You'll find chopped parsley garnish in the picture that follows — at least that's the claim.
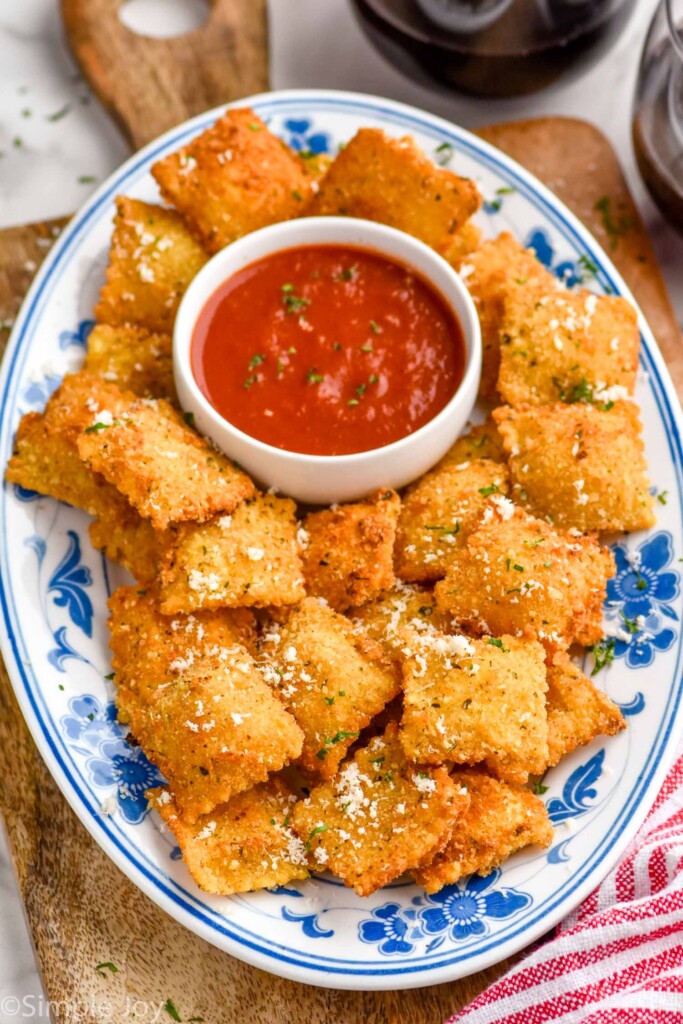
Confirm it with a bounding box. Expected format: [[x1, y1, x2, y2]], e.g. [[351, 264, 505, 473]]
[[589, 637, 616, 675], [243, 374, 259, 390], [347, 398, 359, 407], [658, 490, 669, 505], [435, 141, 454, 166], [478, 483, 500, 498], [78, 175, 97, 184], [369, 320, 381, 334], [621, 611, 640, 635], [513, 563, 524, 572], [249, 122, 262, 131], [635, 576, 648, 591], [183, 411, 195, 427], [315, 730, 359, 759], [418, 605, 433, 616], [425, 523, 459, 536], [248, 353, 265, 370], [104, 672, 115, 680], [533, 783, 549, 795], [306, 824, 329, 849], [322, 695, 335, 706], [368, 374, 379, 384], [578, 254, 599, 279], [281, 283, 310, 314], [292, 189, 303, 201], [47, 103, 71, 122], [496, 186, 516, 196], [307, 368, 324, 384], [487, 637, 508, 651], [595, 195, 632, 249], [360, 342, 373, 353], [164, 998, 182, 1022], [356, 383, 367, 399], [94, 962, 119, 978], [336, 264, 357, 281], [84, 420, 119, 433], [487, 198, 502, 212], [553, 376, 594, 404], [370, 755, 385, 765]]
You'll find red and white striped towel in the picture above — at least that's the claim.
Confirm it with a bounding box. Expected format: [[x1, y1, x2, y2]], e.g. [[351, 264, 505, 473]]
[[448, 742, 683, 1023]]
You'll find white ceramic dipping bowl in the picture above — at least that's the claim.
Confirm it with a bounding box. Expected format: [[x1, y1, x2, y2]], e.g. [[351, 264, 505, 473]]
[[174, 216, 481, 505]]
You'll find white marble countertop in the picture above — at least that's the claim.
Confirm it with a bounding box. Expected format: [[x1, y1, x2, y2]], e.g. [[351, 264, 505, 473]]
[[1, 0, 682, 1016]]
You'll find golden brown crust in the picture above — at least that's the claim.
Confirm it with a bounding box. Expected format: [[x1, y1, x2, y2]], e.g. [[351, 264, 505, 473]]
[[434, 502, 615, 650], [455, 232, 555, 401], [152, 109, 314, 253], [301, 488, 400, 611], [84, 323, 176, 403], [74, 375, 254, 529], [261, 597, 401, 779], [158, 495, 305, 614], [399, 630, 549, 783], [435, 417, 507, 469], [497, 281, 640, 407], [494, 401, 656, 533], [351, 582, 455, 662], [414, 769, 553, 892], [395, 459, 510, 582], [291, 723, 470, 896], [94, 197, 208, 333], [126, 646, 303, 824], [148, 778, 310, 895], [305, 128, 481, 253], [545, 651, 625, 768]]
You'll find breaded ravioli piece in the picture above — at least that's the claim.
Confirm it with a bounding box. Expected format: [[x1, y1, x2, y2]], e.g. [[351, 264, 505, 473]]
[[108, 586, 256, 719], [291, 724, 469, 896], [152, 109, 315, 254], [399, 630, 549, 783], [414, 769, 553, 893], [95, 197, 208, 333], [436, 417, 506, 470], [442, 219, 482, 265], [262, 597, 401, 779], [545, 651, 625, 768], [89, 490, 163, 585], [456, 232, 556, 401], [301, 488, 400, 611], [84, 324, 175, 402], [148, 778, 309, 895], [126, 648, 304, 823], [497, 281, 640, 407], [306, 129, 480, 254], [493, 401, 656, 533], [395, 459, 510, 582], [158, 495, 305, 614], [352, 581, 455, 661], [75, 375, 254, 529], [434, 501, 614, 649]]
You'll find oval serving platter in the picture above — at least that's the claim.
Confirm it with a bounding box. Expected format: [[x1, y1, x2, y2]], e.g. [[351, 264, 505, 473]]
[[1, 90, 682, 991]]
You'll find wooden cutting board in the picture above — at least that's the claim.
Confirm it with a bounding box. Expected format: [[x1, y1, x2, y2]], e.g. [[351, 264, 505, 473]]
[[1, 5, 682, 1022]]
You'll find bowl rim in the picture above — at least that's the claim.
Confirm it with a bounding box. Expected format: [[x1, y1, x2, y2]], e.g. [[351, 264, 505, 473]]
[[173, 214, 482, 466]]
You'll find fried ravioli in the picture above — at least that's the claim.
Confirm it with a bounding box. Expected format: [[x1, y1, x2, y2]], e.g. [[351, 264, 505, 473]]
[[494, 401, 656, 532], [414, 769, 553, 892], [399, 630, 549, 783], [75, 376, 254, 529], [291, 724, 469, 896], [497, 282, 640, 407], [152, 109, 315, 253], [261, 597, 400, 779], [545, 651, 625, 768], [158, 495, 305, 613], [148, 778, 309, 894], [436, 417, 507, 469], [127, 647, 304, 823], [84, 323, 175, 402], [395, 459, 510, 582], [456, 232, 556, 400], [434, 501, 614, 649], [301, 488, 400, 611], [95, 197, 208, 333], [306, 128, 481, 254]]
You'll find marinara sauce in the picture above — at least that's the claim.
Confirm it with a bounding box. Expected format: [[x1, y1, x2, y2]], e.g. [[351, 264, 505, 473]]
[[191, 244, 465, 456]]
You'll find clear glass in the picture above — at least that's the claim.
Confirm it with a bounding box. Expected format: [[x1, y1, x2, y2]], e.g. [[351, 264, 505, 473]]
[[633, 0, 683, 233]]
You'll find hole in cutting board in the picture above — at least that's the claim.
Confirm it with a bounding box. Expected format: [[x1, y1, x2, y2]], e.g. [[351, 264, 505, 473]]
[[119, 0, 210, 38]]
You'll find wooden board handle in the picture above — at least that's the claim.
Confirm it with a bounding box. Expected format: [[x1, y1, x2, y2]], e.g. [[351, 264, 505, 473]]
[[61, 0, 269, 150]]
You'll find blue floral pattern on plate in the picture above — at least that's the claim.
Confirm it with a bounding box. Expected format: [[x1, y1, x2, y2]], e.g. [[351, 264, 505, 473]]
[[280, 118, 331, 155], [419, 872, 531, 944], [60, 694, 164, 823]]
